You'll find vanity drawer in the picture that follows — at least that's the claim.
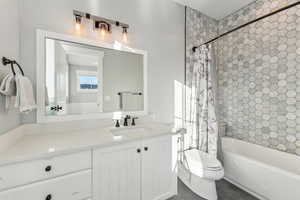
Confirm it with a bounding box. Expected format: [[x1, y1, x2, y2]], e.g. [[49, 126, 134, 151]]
[[0, 170, 92, 200], [0, 150, 91, 191]]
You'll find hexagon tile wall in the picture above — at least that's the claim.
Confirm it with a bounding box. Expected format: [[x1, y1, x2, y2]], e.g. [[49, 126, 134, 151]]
[[186, 0, 300, 156], [185, 7, 218, 90]]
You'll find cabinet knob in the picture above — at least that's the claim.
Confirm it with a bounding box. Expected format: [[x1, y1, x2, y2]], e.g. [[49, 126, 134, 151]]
[[46, 194, 52, 200], [137, 149, 141, 153], [144, 147, 148, 151], [45, 165, 52, 172]]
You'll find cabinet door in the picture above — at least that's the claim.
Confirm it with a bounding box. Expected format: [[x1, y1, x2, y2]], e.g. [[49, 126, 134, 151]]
[[93, 142, 141, 200], [142, 135, 177, 200]]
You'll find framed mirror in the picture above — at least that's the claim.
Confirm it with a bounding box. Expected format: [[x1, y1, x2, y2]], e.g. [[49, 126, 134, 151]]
[[36, 30, 148, 123]]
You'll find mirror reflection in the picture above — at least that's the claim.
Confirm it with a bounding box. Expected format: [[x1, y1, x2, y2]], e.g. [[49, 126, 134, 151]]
[[45, 39, 144, 116]]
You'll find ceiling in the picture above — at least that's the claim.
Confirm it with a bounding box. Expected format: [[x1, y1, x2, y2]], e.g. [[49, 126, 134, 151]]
[[173, 0, 256, 20]]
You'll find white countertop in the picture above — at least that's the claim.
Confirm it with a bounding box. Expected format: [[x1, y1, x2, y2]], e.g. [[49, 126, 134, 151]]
[[0, 120, 176, 167]]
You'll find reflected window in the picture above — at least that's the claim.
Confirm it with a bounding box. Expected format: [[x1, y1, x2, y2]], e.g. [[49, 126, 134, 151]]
[[76, 70, 98, 93], [79, 76, 98, 89]]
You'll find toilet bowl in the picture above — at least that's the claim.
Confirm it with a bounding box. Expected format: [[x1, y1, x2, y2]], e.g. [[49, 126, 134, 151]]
[[178, 149, 224, 200]]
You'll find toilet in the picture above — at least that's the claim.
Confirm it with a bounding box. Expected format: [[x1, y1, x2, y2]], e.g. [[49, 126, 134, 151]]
[[178, 149, 224, 200]]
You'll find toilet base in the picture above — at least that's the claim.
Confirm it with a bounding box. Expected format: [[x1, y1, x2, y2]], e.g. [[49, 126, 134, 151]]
[[178, 163, 218, 200]]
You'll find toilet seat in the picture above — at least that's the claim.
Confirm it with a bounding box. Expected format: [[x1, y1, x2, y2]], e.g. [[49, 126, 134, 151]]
[[184, 149, 224, 180]]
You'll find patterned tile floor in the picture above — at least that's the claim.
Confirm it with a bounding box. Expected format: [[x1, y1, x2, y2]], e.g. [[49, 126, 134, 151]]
[[169, 179, 258, 200]]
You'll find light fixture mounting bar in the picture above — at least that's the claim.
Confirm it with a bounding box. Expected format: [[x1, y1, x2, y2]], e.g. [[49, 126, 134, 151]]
[[73, 10, 129, 28]]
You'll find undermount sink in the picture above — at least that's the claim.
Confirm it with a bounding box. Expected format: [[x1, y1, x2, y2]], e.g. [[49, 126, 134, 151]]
[[110, 127, 150, 136]]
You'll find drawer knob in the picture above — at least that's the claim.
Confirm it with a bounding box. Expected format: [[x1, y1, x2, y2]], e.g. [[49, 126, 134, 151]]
[[46, 194, 52, 200], [144, 147, 148, 151], [45, 165, 52, 172], [137, 149, 141, 153]]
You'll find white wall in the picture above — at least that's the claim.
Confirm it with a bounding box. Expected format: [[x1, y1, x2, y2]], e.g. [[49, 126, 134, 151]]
[[0, 0, 20, 135], [19, 0, 185, 124]]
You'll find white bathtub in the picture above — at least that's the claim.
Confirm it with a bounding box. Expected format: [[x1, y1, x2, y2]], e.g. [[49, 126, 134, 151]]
[[222, 137, 300, 200]]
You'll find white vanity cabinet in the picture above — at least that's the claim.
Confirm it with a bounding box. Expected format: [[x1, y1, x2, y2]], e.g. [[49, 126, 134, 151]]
[[0, 170, 92, 200], [0, 128, 176, 200], [0, 151, 92, 200], [0, 151, 91, 191], [141, 136, 175, 200], [93, 142, 142, 200], [93, 135, 176, 200]]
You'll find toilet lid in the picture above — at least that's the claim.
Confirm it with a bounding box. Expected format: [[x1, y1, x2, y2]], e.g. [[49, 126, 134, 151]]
[[184, 149, 223, 171], [183, 149, 224, 180]]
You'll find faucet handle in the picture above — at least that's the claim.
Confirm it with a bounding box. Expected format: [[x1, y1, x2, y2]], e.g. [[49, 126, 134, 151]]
[[115, 120, 120, 128], [131, 117, 138, 126]]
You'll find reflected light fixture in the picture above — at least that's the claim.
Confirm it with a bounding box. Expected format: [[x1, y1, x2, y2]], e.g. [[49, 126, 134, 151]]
[[122, 27, 128, 43], [74, 14, 82, 31]]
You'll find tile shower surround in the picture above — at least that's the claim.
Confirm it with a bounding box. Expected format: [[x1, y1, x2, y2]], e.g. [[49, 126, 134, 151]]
[[186, 0, 300, 155], [185, 8, 218, 90]]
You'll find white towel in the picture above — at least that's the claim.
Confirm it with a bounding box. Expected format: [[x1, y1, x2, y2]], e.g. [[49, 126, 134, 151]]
[[14, 74, 36, 113], [0, 73, 16, 96], [0, 68, 9, 83], [0, 73, 16, 109]]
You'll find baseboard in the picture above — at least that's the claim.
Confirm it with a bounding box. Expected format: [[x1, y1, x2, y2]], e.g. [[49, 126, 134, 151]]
[[224, 176, 268, 200]]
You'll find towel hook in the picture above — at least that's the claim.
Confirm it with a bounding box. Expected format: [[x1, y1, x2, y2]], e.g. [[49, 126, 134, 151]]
[[2, 57, 24, 76]]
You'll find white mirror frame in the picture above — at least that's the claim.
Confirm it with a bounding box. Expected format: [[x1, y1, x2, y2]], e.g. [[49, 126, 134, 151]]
[[36, 30, 148, 123]]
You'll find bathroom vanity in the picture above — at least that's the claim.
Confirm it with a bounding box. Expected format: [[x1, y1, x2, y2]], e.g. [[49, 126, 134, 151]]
[[0, 30, 177, 200], [0, 122, 178, 200]]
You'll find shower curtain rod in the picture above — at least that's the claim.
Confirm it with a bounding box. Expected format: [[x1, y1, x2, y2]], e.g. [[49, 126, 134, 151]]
[[192, 1, 300, 52]]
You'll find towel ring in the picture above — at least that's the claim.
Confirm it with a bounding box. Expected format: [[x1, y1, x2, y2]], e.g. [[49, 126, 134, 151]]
[[2, 57, 24, 76]]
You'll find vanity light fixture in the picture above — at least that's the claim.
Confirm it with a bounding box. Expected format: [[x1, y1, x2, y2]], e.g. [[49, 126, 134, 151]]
[[95, 21, 111, 37], [73, 10, 130, 42]]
